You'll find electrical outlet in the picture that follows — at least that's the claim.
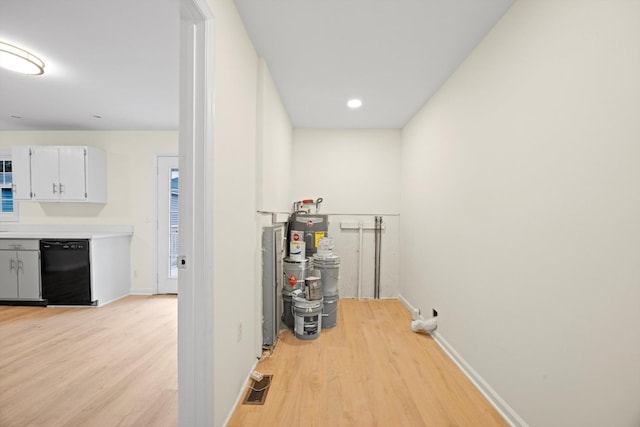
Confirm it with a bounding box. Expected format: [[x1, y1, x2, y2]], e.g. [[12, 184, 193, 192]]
[[237, 322, 243, 342], [432, 308, 438, 317]]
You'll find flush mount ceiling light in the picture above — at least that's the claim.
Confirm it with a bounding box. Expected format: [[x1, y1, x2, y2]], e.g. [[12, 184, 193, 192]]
[[0, 41, 45, 75], [347, 99, 362, 109]]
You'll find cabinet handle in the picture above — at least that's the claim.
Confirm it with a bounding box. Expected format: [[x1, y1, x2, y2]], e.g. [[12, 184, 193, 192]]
[[9, 259, 16, 272], [17, 260, 24, 272], [59, 183, 64, 194], [52, 183, 57, 194]]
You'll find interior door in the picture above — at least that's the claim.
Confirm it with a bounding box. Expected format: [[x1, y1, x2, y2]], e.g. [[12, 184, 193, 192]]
[[157, 155, 179, 294]]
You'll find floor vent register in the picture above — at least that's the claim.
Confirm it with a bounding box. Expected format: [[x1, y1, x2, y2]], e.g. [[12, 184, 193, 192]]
[[242, 375, 272, 405]]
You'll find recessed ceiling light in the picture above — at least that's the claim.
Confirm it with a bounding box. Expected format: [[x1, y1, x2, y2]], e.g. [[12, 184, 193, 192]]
[[0, 41, 45, 75], [347, 99, 362, 109]]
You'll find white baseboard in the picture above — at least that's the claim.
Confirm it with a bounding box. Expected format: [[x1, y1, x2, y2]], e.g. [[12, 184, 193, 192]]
[[431, 331, 527, 427], [223, 359, 259, 427], [398, 293, 527, 427], [97, 293, 130, 307], [129, 288, 154, 295], [398, 293, 423, 320]]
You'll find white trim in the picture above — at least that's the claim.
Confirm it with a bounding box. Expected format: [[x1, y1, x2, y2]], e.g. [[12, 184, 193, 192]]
[[398, 293, 527, 427], [430, 332, 528, 427], [223, 359, 259, 426], [96, 293, 131, 307], [130, 288, 154, 296], [178, 0, 215, 426], [153, 154, 159, 295], [398, 293, 418, 317]]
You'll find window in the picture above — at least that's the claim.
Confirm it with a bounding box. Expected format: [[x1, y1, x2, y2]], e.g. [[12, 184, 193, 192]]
[[170, 168, 179, 278], [0, 155, 19, 221]]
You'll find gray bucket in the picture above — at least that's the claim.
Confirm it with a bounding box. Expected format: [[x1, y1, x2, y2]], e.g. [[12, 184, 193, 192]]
[[322, 294, 339, 328], [313, 255, 340, 297], [283, 258, 309, 293], [293, 295, 323, 340], [282, 294, 294, 330]]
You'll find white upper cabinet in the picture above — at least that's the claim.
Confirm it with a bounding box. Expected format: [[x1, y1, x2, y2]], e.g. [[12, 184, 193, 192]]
[[31, 147, 64, 201], [11, 146, 32, 200], [12, 146, 107, 203]]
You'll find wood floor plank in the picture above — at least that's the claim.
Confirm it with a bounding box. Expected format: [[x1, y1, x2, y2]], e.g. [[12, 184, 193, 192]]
[[2, 295, 507, 427], [228, 298, 507, 427], [0, 296, 177, 427]]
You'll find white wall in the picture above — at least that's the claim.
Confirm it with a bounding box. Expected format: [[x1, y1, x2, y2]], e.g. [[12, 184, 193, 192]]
[[0, 130, 177, 293], [256, 59, 293, 214], [292, 129, 401, 298], [254, 59, 293, 353], [292, 129, 401, 214], [401, 1, 640, 426], [206, 0, 263, 425]]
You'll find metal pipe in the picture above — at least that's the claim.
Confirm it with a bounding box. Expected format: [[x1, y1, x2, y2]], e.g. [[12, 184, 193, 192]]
[[358, 221, 363, 300], [373, 216, 383, 299], [374, 216, 379, 299], [377, 216, 383, 298]]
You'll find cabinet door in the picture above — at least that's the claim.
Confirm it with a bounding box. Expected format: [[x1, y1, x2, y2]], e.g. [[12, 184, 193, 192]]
[[31, 147, 60, 200], [58, 147, 86, 200], [17, 251, 41, 299], [11, 146, 32, 200], [0, 251, 19, 299]]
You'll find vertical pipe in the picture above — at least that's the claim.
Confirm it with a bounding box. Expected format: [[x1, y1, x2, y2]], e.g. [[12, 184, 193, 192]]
[[358, 221, 363, 300], [374, 216, 379, 299], [374, 216, 382, 299], [376, 216, 383, 298]]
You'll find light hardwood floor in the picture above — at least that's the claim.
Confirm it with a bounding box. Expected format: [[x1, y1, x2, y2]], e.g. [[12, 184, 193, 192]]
[[0, 295, 177, 427], [1, 296, 507, 427], [228, 299, 507, 427]]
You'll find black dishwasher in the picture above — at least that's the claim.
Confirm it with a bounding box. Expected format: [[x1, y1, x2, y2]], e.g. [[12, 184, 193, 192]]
[[40, 240, 95, 306]]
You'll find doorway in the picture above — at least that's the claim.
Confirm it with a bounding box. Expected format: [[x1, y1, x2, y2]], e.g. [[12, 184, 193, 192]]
[[157, 155, 179, 294]]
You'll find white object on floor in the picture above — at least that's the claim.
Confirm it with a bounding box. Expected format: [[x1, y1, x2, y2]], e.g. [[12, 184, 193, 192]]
[[411, 318, 438, 333], [250, 371, 264, 382]]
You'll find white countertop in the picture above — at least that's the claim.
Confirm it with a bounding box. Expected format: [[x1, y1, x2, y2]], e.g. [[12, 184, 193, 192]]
[[0, 225, 133, 240], [0, 231, 131, 239]]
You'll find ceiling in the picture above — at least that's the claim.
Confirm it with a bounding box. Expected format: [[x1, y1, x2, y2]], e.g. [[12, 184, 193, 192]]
[[0, 0, 514, 131], [0, 0, 180, 131], [235, 0, 514, 128]]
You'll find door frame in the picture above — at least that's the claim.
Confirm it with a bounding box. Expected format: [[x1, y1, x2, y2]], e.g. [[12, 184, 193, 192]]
[[178, 0, 215, 425], [155, 154, 179, 294]]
